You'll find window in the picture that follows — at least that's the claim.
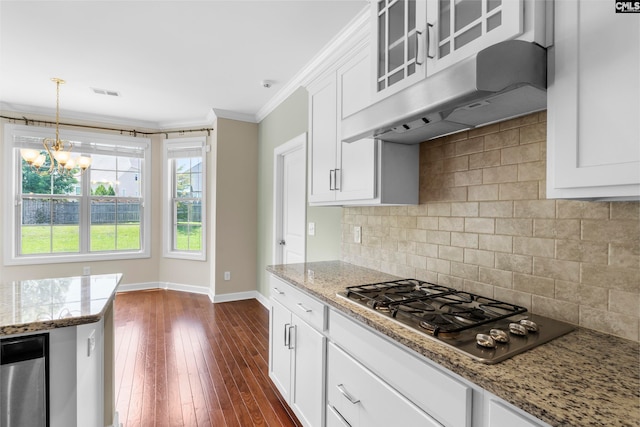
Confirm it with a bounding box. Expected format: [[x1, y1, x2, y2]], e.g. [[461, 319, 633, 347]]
[[163, 137, 207, 260], [3, 124, 151, 265]]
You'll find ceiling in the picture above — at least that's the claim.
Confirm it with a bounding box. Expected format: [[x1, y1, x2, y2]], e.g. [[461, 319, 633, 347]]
[[0, 0, 367, 129]]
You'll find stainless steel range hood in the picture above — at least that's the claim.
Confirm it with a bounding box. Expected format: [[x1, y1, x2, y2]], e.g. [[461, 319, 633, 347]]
[[341, 40, 547, 144]]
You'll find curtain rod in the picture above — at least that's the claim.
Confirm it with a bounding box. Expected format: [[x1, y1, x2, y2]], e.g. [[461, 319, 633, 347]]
[[0, 114, 214, 137]]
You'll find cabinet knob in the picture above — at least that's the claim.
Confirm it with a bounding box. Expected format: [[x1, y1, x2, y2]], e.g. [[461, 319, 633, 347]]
[[278, 240, 286, 246]]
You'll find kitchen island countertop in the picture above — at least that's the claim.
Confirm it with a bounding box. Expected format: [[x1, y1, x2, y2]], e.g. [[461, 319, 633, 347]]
[[267, 261, 639, 427], [0, 273, 122, 336]]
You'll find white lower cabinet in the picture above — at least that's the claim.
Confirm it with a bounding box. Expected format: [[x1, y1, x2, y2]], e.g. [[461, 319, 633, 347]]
[[486, 396, 546, 427], [327, 342, 441, 427], [269, 277, 326, 427]]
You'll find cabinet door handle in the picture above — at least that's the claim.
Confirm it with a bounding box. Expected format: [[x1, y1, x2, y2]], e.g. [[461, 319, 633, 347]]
[[273, 287, 284, 295], [334, 168, 340, 191], [287, 325, 296, 350], [283, 323, 290, 347], [331, 405, 353, 427], [337, 384, 360, 404], [415, 29, 424, 65], [297, 302, 312, 313], [329, 169, 336, 191], [426, 23, 434, 59]]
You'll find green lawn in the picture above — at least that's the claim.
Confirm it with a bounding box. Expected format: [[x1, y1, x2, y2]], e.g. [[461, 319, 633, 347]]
[[21, 223, 201, 254]]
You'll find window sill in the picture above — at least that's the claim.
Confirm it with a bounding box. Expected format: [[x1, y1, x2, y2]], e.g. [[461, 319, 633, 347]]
[[4, 250, 151, 266]]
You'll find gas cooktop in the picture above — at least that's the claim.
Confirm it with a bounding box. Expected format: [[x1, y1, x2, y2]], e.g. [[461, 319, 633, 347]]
[[337, 279, 575, 364]]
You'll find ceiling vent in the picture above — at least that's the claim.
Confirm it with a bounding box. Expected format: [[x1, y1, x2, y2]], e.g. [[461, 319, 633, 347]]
[[91, 87, 120, 97]]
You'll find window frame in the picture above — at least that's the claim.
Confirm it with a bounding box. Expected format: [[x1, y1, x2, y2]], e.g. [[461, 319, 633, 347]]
[[3, 123, 152, 265], [162, 137, 208, 261]]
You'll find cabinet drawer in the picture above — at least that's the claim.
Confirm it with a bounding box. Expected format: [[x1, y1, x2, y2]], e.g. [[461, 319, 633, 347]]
[[329, 309, 471, 427], [488, 399, 545, 427], [327, 343, 441, 427], [269, 275, 326, 332]]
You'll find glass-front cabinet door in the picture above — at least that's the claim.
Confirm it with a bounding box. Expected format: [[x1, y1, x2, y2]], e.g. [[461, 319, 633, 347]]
[[427, 0, 524, 75], [373, 0, 428, 100]]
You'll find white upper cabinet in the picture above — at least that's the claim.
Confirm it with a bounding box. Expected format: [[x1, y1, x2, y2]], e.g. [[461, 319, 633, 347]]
[[372, 0, 548, 100], [373, 0, 428, 99], [547, 0, 640, 200], [426, 0, 523, 75]]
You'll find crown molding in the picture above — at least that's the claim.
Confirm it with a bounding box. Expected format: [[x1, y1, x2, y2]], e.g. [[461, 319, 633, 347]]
[[210, 108, 257, 124], [255, 5, 370, 123]]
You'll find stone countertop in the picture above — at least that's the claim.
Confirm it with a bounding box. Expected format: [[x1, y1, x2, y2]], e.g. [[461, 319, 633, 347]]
[[0, 273, 122, 336], [267, 261, 640, 427]]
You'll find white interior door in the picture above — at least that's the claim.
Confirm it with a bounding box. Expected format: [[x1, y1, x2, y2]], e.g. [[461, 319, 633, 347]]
[[274, 134, 307, 264]]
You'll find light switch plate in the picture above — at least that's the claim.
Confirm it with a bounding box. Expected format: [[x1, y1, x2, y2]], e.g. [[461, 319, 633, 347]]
[[354, 226, 361, 243], [308, 222, 315, 236]]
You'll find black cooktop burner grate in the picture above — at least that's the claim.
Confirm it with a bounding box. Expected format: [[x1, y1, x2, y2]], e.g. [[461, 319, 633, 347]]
[[344, 279, 527, 336]]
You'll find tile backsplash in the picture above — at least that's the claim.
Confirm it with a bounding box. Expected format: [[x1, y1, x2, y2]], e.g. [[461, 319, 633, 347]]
[[342, 112, 640, 342]]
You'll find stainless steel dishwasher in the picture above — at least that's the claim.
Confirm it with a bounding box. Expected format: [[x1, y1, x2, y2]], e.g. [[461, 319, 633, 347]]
[[0, 334, 48, 427]]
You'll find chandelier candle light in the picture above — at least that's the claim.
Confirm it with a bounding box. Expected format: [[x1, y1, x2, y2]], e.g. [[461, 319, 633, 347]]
[[20, 78, 92, 175]]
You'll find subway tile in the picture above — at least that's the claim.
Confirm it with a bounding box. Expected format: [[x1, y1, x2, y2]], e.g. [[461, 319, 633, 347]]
[[439, 217, 465, 232], [532, 295, 579, 324], [582, 220, 640, 243], [495, 253, 533, 274], [464, 248, 496, 267], [427, 257, 451, 275], [451, 202, 479, 217], [479, 267, 513, 289], [513, 236, 555, 258], [493, 288, 532, 310], [609, 243, 640, 269], [465, 217, 495, 234], [513, 273, 554, 298], [406, 228, 428, 243], [437, 187, 469, 202], [469, 150, 501, 170], [579, 307, 639, 341], [514, 200, 556, 219], [397, 240, 416, 254], [362, 235, 382, 248], [555, 280, 608, 310], [479, 201, 513, 218], [555, 240, 608, 264], [367, 216, 382, 226], [415, 268, 438, 283], [451, 232, 479, 249], [482, 165, 518, 184], [479, 234, 513, 253], [381, 215, 399, 227], [427, 203, 452, 217], [501, 142, 541, 165], [463, 280, 495, 298], [610, 201, 640, 220], [438, 245, 464, 262], [609, 290, 640, 317], [556, 200, 610, 219], [468, 184, 499, 201], [417, 216, 439, 230], [407, 204, 429, 216], [389, 206, 408, 216], [455, 169, 483, 186], [389, 227, 407, 241], [407, 254, 427, 269], [451, 262, 479, 281], [518, 160, 546, 181], [441, 130, 470, 145], [443, 156, 469, 173], [422, 143, 447, 161], [533, 257, 580, 282], [484, 129, 519, 150], [581, 264, 640, 292], [499, 181, 539, 200], [496, 218, 533, 237], [426, 230, 451, 245], [455, 136, 484, 156], [533, 219, 581, 239], [537, 111, 547, 122], [381, 239, 398, 252], [397, 215, 417, 229], [416, 242, 439, 258], [437, 274, 464, 289], [519, 122, 546, 144]]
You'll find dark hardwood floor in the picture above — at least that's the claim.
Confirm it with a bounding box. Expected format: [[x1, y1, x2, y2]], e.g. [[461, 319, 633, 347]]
[[114, 289, 302, 427]]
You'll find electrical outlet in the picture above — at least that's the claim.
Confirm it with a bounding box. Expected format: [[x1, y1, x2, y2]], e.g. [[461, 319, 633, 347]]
[[308, 222, 316, 236], [224, 271, 231, 281], [354, 226, 362, 244], [83, 266, 91, 276], [87, 329, 96, 357]]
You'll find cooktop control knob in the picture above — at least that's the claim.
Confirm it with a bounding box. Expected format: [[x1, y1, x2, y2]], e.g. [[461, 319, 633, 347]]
[[509, 322, 528, 336], [476, 333, 496, 348], [520, 319, 538, 332], [490, 328, 510, 343]]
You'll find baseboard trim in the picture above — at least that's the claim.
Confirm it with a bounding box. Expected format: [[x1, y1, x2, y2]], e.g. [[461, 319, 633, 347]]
[[117, 282, 269, 307]]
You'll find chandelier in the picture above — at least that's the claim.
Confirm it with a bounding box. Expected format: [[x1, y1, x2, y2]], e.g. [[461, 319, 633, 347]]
[[20, 78, 92, 175]]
